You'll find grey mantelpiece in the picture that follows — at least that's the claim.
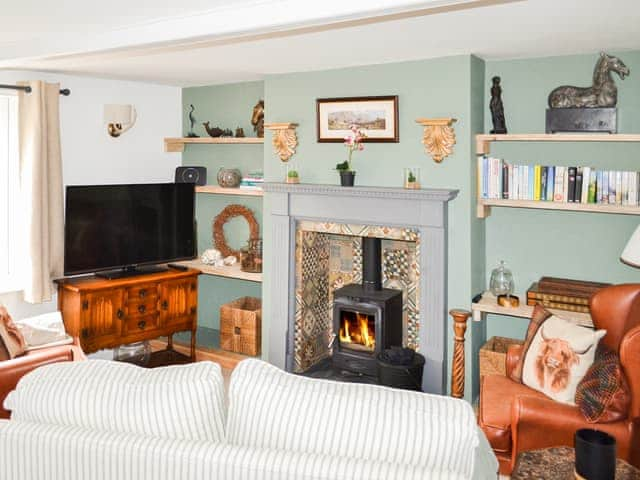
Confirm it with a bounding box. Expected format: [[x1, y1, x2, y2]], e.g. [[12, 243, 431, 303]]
[[262, 182, 458, 394]]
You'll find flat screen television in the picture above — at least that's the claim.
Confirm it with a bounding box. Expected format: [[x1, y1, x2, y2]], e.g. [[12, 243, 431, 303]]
[[64, 183, 196, 278]]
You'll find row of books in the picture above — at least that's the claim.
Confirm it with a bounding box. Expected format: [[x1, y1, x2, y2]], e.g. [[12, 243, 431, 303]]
[[526, 277, 611, 314], [240, 171, 264, 190], [478, 156, 640, 206]]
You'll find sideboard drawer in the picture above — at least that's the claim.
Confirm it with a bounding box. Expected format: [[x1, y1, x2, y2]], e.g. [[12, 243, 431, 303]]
[[124, 314, 160, 334], [128, 284, 158, 302], [127, 299, 158, 318]]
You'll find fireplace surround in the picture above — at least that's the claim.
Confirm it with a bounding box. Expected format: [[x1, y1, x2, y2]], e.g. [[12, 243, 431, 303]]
[[263, 183, 458, 394]]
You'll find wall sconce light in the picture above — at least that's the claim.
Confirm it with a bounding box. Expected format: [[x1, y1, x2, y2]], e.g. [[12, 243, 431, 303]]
[[104, 104, 136, 137]]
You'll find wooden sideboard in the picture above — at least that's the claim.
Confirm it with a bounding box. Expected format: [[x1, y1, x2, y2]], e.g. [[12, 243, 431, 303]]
[[57, 268, 199, 359]]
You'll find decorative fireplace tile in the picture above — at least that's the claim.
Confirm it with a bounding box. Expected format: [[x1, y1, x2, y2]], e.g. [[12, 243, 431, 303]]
[[294, 230, 331, 371], [294, 221, 421, 372]]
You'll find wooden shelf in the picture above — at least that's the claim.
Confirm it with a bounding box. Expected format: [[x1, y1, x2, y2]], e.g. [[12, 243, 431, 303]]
[[477, 198, 640, 218], [472, 291, 593, 328], [196, 185, 263, 197], [165, 137, 264, 152], [476, 133, 640, 155], [176, 259, 262, 283], [476, 133, 640, 217]]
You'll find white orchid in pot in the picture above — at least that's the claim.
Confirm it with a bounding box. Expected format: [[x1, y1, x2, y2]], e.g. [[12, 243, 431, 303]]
[[336, 125, 367, 186]]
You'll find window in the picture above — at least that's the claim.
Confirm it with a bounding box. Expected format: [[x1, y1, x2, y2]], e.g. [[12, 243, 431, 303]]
[[0, 93, 22, 292]]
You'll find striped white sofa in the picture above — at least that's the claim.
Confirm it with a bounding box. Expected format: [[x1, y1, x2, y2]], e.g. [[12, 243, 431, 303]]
[[0, 359, 498, 480]]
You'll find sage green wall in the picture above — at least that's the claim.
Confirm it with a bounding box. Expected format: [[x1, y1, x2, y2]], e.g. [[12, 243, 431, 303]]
[[483, 51, 640, 342], [262, 55, 485, 398], [182, 82, 264, 331], [181, 50, 640, 400]]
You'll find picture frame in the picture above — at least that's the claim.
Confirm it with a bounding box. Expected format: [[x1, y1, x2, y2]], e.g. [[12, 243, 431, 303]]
[[316, 95, 399, 143]]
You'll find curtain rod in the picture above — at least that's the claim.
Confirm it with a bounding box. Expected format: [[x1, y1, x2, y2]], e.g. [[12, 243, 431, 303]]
[[0, 84, 71, 96]]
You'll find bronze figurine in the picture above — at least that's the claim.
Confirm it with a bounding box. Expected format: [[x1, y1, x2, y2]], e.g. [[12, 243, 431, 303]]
[[251, 100, 264, 138], [490, 76, 507, 134], [235, 127, 245, 138], [187, 104, 199, 138], [203, 122, 225, 138], [548, 52, 630, 108]]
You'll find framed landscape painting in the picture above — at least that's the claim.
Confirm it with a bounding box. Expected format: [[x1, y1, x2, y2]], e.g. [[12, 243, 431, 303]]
[[316, 95, 399, 143]]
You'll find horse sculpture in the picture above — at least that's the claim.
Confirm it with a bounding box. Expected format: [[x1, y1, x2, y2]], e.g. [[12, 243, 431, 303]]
[[251, 100, 264, 138], [548, 52, 630, 108]]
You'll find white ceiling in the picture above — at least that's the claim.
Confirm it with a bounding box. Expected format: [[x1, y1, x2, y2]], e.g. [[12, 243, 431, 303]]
[[2, 0, 640, 86]]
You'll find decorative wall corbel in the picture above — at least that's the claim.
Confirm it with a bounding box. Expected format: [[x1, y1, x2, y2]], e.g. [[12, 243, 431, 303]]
[[264, 122, 298, 162], [416, 118, 457, 163]]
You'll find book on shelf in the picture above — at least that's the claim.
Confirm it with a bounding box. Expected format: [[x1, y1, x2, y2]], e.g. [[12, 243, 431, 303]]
[[526, 299, 591, 314], [537, 276, 611, 293], [477, 155, 640, 207], [527, 282, 591, 305]]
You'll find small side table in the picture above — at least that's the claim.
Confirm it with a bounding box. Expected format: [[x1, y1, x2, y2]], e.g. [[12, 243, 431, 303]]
[[512, 446, 640, 479]]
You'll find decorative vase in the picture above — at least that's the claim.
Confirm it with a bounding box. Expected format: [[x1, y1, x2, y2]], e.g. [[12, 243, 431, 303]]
[[217, 168, 242, 188], [339, 171, 355, 187], [113, 341, 151, 366]]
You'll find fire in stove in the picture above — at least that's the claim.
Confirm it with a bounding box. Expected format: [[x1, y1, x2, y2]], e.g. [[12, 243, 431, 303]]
[[339, 311, 376, 352]]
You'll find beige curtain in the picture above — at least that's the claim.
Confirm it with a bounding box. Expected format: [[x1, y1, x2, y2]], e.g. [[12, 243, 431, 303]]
[[18, 81, 64, 304]]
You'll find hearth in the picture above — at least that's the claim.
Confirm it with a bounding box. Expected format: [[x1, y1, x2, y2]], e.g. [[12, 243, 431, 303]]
[[332, 237, 403, 377]]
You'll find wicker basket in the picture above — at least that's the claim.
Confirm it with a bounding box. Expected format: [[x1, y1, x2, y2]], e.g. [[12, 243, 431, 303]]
[[220, 297, 261, 356], [479, 336, 523, 378]]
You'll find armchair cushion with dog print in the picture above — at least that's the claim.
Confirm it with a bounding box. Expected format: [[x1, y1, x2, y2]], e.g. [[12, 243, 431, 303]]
[[522, 314, 606, 404]]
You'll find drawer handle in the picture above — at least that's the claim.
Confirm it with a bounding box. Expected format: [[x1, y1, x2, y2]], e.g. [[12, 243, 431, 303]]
[[190, 283, 196, 292], [190, 306, 196, 314], [117, 309, 124, 319], [138, 320, 146, 330], [82, 300, 89, 310], [81, 328, 89, 339], [138, 304, 146, 314], [234, 327, 241, 335], [161, 300, 169, 310], [139, 289, 147, 298]]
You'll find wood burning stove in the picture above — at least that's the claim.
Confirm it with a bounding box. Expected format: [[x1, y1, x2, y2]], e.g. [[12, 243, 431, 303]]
[[332, 237, 403, 377]]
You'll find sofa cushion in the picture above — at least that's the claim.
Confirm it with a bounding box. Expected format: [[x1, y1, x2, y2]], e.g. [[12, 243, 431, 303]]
[[0, 306, 26, 360], [522, 315, 606, 404], [227, 359, 482, 477], [575, 344, 630, 423], [4, 360, 225, 441], [0, 420, 437, 480], [509, 305, 552, 383], [479, 374, 547, 453]]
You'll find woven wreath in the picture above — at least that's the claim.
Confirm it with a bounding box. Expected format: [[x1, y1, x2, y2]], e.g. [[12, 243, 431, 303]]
[[212, 204, 260, 259]]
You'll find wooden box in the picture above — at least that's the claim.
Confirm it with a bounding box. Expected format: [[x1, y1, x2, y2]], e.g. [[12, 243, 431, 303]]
[[220, 297, 261, 356], [479, 336, 523, 378]]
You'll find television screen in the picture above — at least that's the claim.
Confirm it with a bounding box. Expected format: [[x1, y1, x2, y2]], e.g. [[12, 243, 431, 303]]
[[64, 183, 196, 275]]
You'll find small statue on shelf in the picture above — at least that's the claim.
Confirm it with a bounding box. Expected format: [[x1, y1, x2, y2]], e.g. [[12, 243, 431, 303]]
[[203, 122, 226, 138], [490, 76, 507, 134], [235, 127, 245, 138], [187, 104, 199, 138], [251, 100, 264, 138]]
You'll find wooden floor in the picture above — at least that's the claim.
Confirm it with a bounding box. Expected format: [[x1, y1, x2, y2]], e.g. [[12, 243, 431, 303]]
[[149, 338, 249, 382]]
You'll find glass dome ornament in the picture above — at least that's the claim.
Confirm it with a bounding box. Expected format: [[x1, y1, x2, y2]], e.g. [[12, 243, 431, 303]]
[[489, 260, 515, 301]]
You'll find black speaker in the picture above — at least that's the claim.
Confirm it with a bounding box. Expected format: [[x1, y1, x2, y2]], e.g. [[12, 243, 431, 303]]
[[175, 166, 207, 186]]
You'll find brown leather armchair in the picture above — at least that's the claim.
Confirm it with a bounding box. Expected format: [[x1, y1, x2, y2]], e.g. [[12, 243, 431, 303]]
[[0, 338, 85, 419], [478, 284, 640, 475]]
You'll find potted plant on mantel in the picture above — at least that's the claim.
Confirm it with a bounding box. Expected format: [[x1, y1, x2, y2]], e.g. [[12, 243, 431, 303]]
[[286, 169, 300, 184], [336, 125, 367, 187]]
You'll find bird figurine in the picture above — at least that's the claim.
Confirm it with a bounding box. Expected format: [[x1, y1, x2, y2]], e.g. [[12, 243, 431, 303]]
[[187, 104, 199, 138], [203, 122, 225, 138]]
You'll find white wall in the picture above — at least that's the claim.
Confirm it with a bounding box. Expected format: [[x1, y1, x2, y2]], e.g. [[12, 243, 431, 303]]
[[0, 71, 182, 319]]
